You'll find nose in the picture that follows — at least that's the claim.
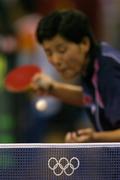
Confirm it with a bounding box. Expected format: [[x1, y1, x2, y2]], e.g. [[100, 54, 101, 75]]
[[50, 53, 62, 66]]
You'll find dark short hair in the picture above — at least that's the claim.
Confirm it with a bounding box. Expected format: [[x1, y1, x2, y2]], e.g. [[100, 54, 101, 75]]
[[36, 9, 95, 45]]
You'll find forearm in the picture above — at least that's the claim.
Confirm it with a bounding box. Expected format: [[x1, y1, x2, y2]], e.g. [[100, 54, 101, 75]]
[[94, 129, 120, 142], [32, 73, 84, 106], [51, 81, 84, 106]]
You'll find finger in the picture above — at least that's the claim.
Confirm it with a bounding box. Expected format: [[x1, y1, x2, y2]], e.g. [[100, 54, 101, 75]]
[[65, 132, 77, 143], [71, 132, 78, 140], [76, 135, 90, 143], [77, 128, 93, 135], [32, 73, 42, 82], [65, 132, 72, 143]]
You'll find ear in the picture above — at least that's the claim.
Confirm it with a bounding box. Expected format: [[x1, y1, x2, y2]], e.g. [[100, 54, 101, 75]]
[[79, 37, 90, 53]]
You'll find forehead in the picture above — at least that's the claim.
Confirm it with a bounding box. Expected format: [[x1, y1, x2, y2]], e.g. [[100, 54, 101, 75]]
[[42, 35, 68, 49]]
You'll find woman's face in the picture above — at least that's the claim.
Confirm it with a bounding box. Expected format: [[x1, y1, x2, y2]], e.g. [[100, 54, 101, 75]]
[[42, 35, 90, 79]]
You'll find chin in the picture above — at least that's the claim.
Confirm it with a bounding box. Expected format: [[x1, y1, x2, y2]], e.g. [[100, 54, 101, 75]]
[[62, 72, 78, 80]]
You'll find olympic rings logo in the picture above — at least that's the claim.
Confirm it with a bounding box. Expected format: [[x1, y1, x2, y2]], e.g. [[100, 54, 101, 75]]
[[48, 157, 80, 176]]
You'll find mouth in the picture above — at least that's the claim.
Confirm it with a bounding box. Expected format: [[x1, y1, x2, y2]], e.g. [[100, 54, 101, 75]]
[[56, 65, 80, 79], [56, 63, 67, 72], [56, 67, 67, 74], [60, 69, 78, 79]]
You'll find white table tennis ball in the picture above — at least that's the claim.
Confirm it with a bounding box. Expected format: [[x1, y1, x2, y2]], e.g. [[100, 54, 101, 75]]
[[35, 99, 48, 111]]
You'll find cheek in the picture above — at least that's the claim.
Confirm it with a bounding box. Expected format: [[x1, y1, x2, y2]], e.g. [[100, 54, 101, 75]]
[[64, 52, 75, 63], [65, 53, 81, 68]]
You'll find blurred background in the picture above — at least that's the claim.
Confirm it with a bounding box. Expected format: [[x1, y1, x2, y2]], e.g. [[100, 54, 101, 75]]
[[0, 0, 120, 143]]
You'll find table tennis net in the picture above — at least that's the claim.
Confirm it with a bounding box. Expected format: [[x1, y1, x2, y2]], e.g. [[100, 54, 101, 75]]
[[0, 143, 120, 180]]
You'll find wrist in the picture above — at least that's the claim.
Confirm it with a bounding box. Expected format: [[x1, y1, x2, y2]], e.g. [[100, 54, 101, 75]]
[[93, 131, 106, 142], [93, 132, 100, 142], [47, 80, 57, 95]]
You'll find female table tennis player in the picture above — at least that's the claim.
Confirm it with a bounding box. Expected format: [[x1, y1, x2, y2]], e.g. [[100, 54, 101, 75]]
[[31, 9, 120, 143]]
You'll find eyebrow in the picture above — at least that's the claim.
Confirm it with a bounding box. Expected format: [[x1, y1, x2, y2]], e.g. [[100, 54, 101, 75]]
[[55, 43, 66, 49], [44, 49, 52, 54], [44, 43, 66, 51]]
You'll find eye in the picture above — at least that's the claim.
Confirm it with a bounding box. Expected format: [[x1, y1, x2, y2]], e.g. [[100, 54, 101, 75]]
[[58, 47, 67, 54], [45, 50, 52, 57]]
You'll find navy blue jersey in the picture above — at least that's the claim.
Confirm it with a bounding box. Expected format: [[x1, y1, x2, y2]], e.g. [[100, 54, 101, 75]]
[[83, 42, 120, 131]]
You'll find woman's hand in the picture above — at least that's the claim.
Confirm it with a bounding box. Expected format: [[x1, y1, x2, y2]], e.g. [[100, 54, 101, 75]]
[[65, 128, 96, 143], [31, 73, 56, 95]]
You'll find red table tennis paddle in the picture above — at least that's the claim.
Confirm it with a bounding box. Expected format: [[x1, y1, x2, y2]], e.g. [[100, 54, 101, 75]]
[[5, 64, 42, 92]]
